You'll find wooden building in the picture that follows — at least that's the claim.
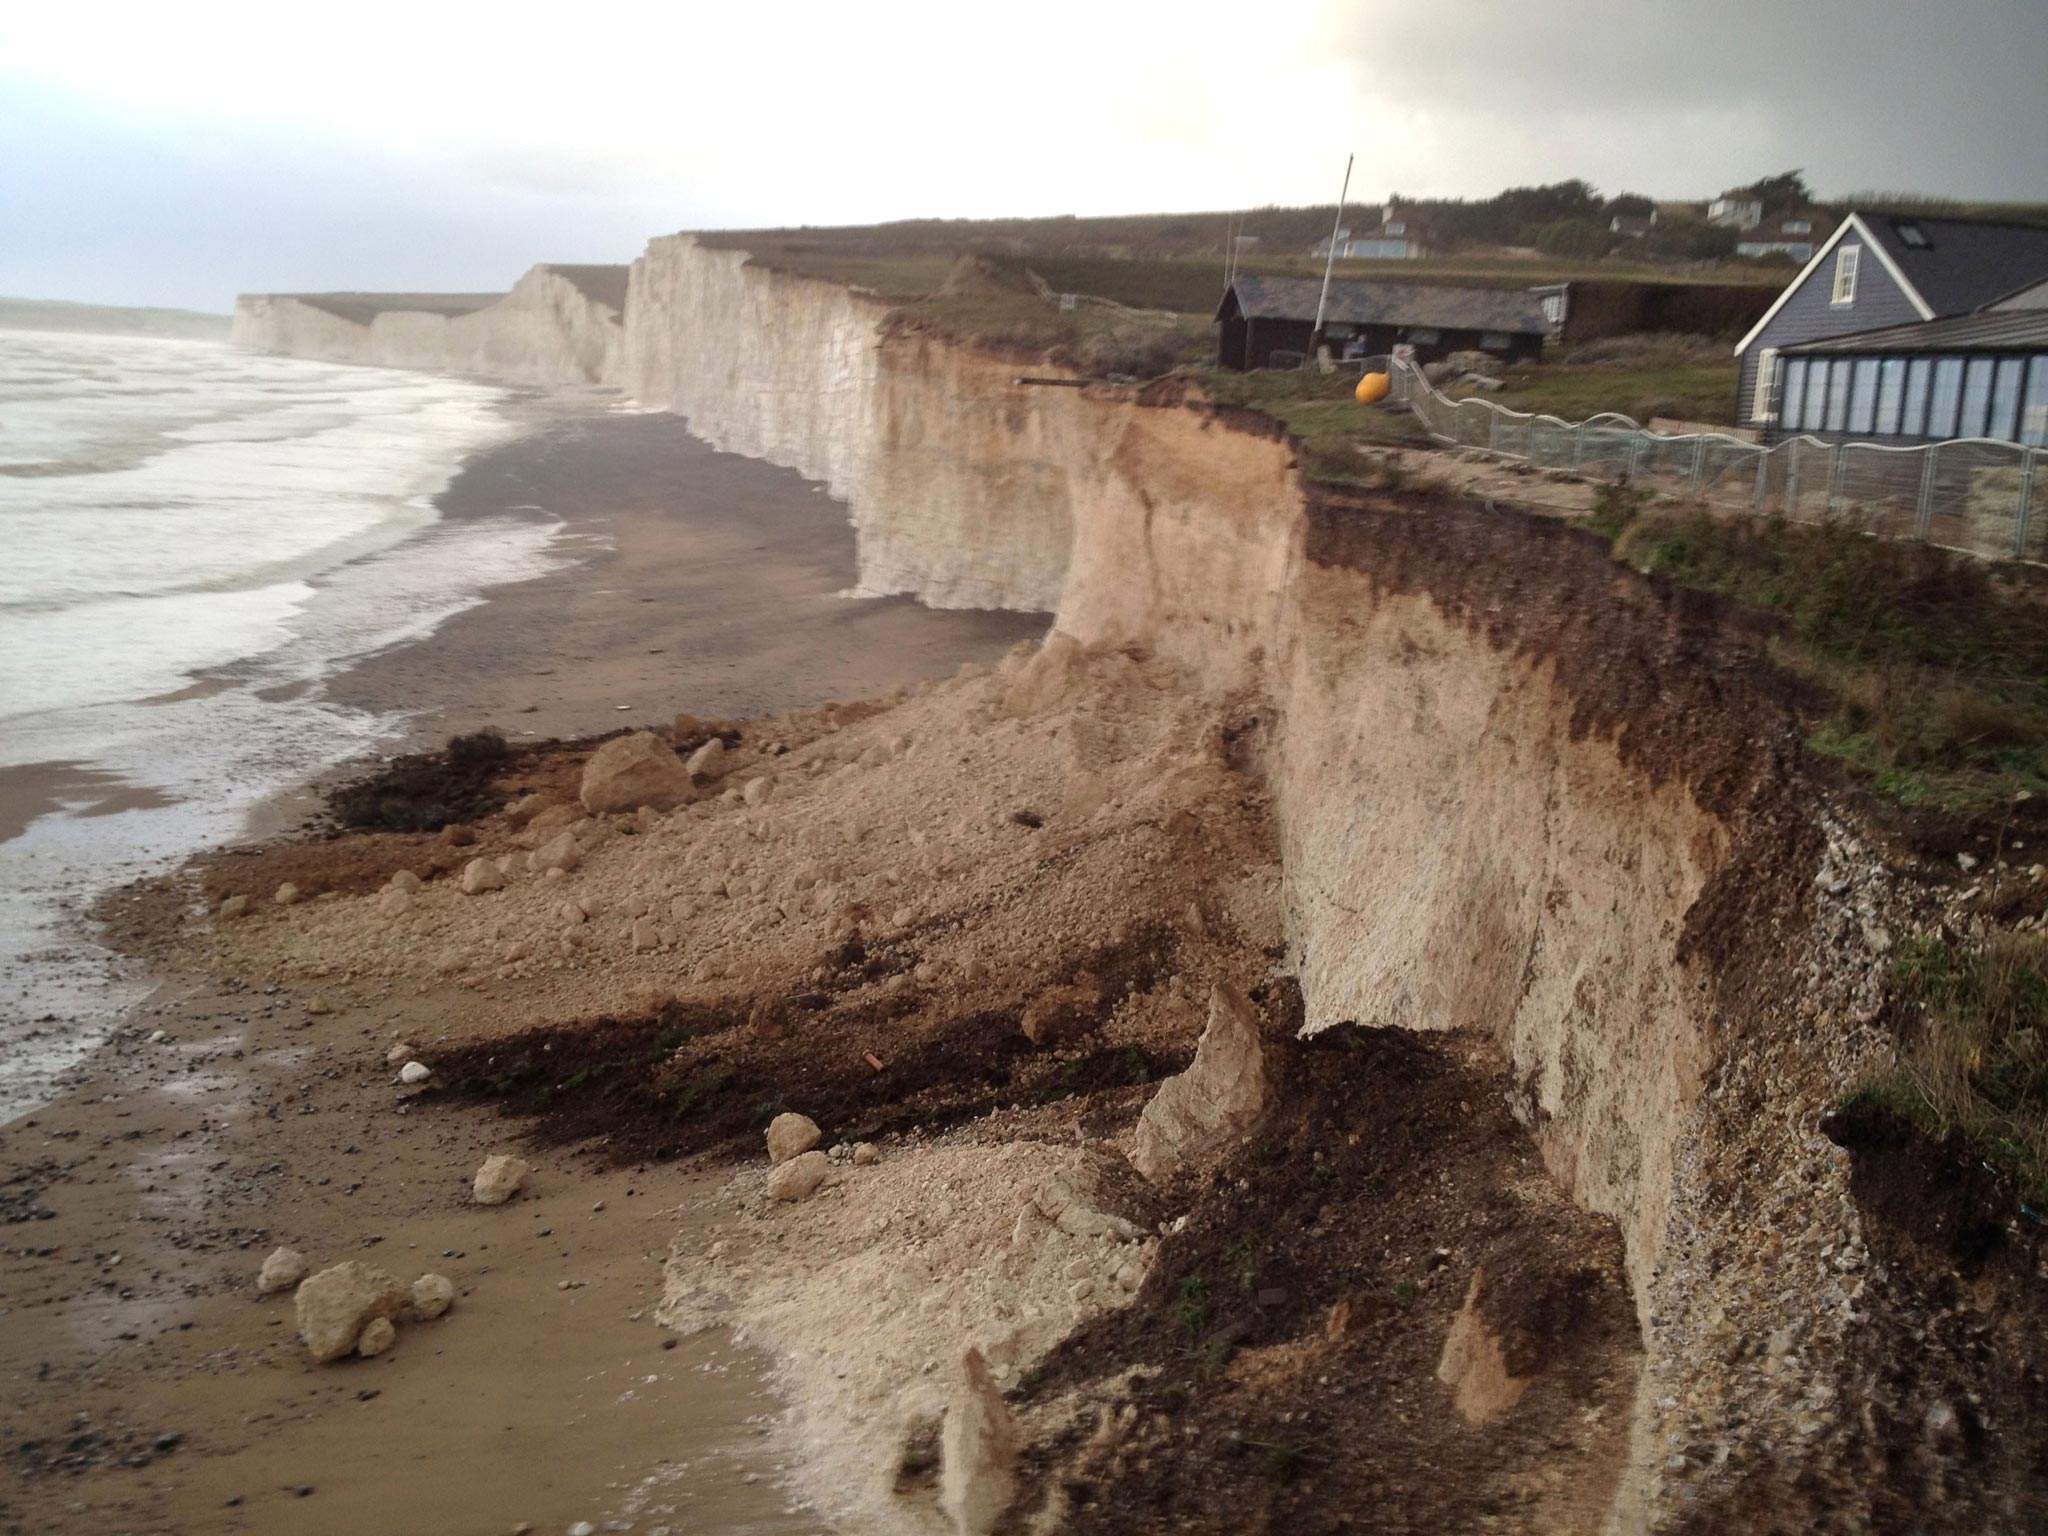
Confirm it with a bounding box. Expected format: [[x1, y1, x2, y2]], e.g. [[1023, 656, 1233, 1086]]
[[1215, 276, 1549, 370]]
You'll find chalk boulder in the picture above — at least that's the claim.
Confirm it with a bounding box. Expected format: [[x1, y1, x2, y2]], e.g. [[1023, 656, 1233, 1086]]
[[766, 1150, 829, 1202], [295, 1261, 407, 1363], [404, 1273, 455, 1322], [580, 732, 694, 815], [218, 894, 250, 921], [766, 1112, 821, 1165], [356, 1316, 397, 1357], [684, 737, 728, 781], [256, 1246, 310, 1296], [274, 882, 301, 907], [532, 830, 583, 874], [940, 1348, 1018, 1536], [1130, 983, 1272, 1184], [473, 1153, 531, 1206], [398, 1061, 431, 1085], [460, 858, 504, 895]]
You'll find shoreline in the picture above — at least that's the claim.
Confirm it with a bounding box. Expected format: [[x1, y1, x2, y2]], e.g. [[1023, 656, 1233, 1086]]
[[0, 401, 1048, 1534]]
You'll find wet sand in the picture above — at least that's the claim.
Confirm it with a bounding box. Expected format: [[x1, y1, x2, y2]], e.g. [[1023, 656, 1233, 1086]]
[[0, 402, 1048, 1534]]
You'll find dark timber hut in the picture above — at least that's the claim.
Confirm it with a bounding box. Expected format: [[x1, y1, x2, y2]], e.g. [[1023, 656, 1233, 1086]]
[[1215, 275, 1550, 370]]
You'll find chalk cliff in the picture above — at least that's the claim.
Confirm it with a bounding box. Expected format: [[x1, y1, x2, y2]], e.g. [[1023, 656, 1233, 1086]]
[[230, 264, 624, 385], [616, 235, 1962, 1531]]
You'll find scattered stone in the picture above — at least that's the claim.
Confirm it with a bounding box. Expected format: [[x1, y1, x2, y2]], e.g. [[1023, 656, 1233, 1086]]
[[504, 792, 557, 826], [274, 883, 301, 907], [742, 776, 772, 807], [1130, 983, 1272, 1183], [580, 732, 695, 815], [403, 1274, 455, 1322], [766, 1112, 822, 1165], [684, 737, 728, 780], [632, 917, 660, 952], [532, 831, 583, 874], [767, 1150, 830, 1202], [460, 858, 505, 895], [439, 822, 476, 847], [385, 1042, 414, 1068], [218, 894, 250, 921], [473, 1153, 532, 1206], [388, 870, 424, 894], [375, 888, 413, 920], [852, 1142, 881, 1167], [356, 1316, 397, 1357], [748, 997, 791, 1042], [940, 1348, 1017, 1536], [256, 1246, 310, 1296], [294, 1261, 407, 1363], [397, 1061, 431, 1085]]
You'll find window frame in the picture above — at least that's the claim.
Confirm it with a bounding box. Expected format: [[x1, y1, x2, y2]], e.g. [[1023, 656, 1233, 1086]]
[[1848, 358, 1880, 434], [1902, 358, 1932, 437], [1960, 357, 1997, 437], [1989, 356, 2027, 442], [1875, 357, 1907, 436], [1752, 347, 1780, 422], [1831, 246, 1861, 306], [1928, 357, 1964, 437], [1780, 358, 1808, 430]]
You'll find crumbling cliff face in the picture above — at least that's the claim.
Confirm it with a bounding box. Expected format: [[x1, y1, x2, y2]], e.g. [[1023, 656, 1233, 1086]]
[[229, 264, 623, 385], [617, 239, 2024, 1530]]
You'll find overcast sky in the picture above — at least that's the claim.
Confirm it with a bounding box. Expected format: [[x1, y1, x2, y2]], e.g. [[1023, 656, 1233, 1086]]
[[3, 0, 2044, 312]]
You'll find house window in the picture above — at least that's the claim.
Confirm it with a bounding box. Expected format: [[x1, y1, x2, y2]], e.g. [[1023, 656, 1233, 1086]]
[[1849, 359, 1880, 434], [1897, 222, 1930, 249], [1780, 359, 1807, 429], [1825, 362, 1852, 431], [1831, 246, 1860, 306], [2022, 357, 2048, 448], [1960, 357, 1996, 436], [1785, 220, 1811, 235], [1903, 358, 1932, 435], [1385, 221, 1406, 236], [1928, 358, 1964, 436], [1802, 361, 1830, 434], [1876, 358, 1907, 435], [1990, 357, 2027, 441], [1752, 348, 1780, 421]]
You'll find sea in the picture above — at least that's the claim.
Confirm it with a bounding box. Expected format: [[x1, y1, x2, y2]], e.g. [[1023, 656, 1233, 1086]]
[[0, 329, 565, 1118]]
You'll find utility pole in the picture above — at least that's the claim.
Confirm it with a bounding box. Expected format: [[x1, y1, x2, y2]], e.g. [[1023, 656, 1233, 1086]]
[[1310, 153, 1354, 363]]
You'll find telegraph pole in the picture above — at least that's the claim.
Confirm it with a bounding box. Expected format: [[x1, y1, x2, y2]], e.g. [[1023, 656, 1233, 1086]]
[[1310, 153, 1355, 362]]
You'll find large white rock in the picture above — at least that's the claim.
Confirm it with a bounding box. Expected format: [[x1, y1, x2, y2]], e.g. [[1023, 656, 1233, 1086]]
[[295, 1261, 407, 1363], [765, 1112, 821, 1165], [256, 1246, 310, 1296], [766, 1150, 829, 1202], [1129, 984, 1272, 1184], [404, 1273, 455, 1322], [459, 858, 504, 895], [580, 731, 694, 815], [940, 1348, 1018, 1535], [473, 1152, 531, 1206], [398, 1061, 431, 1085]]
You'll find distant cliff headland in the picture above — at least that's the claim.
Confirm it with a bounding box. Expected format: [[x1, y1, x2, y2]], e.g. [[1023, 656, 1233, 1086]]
[[0, 295, 231, 341]]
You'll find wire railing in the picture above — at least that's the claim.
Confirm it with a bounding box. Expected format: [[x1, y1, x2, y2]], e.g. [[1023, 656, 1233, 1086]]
[[1384, 357, 2043, 562]]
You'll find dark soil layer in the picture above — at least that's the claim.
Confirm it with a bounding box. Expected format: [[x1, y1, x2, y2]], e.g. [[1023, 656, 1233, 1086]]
[[429, 923, 1190, 1165], [1005, 1021, 1640, 1536]]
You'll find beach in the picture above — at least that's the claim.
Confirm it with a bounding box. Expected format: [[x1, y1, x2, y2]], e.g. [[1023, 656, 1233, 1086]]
[[0, 400, 1046, 1535]]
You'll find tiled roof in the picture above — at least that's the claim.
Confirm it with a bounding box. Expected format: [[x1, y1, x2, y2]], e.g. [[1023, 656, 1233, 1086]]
[[1220, 276, 1549, 335]]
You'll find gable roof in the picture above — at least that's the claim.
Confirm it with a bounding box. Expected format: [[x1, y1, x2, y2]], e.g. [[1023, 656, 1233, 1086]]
[[1218, 275, 1549, 335], [1735, 212, 2048, 355], [1859, 214, 2048, 315]]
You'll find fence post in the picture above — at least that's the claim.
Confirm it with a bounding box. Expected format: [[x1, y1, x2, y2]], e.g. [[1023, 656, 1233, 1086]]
[[1625, 431, 1644, 485], [2017, 446, 2038, 560], [1786, 442, 1801, 519], [1487, 410, 1500, 456], [1915, 443, 1939, 540], [1571, 422, 1585, 474], [1688, 436, 1707, 495], [1751, 445, 1768, 515], [1826, 445, 1846, 521]]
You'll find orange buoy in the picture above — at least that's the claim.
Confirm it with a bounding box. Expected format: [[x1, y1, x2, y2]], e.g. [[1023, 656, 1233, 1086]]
[[1354, 371, 1391, 405]]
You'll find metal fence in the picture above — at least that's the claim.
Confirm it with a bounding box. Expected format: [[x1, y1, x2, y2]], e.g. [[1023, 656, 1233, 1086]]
[[1385, 357, 2043, 563]]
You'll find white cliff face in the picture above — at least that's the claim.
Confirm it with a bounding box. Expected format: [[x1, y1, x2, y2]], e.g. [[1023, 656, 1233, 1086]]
[[229, 266, 622, 386], [623, 236, 1074, 611]]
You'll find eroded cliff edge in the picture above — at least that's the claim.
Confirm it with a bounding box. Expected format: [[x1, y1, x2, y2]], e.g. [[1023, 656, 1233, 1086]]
[[612, 236, 2035, 1530]]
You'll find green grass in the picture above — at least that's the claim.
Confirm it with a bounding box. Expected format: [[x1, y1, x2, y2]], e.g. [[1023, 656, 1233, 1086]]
[[1607, 508, 2048, 818], [1489, 359, 1741, 426], [1848, 933, 2048, 1201], [1196, 367, 1431, 483]]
